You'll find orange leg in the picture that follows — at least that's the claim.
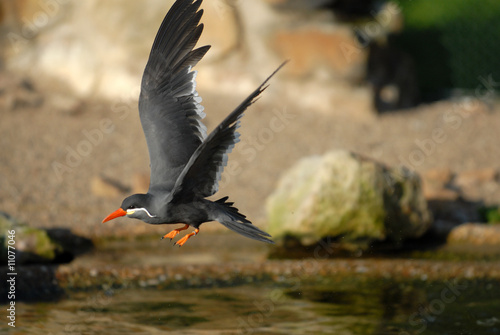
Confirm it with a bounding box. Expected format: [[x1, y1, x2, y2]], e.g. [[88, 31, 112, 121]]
[[174, 228, 199, 247], [161, 224, 189, 240]]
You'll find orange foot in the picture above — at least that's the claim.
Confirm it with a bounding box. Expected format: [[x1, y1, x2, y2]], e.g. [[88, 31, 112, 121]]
[[161, 224, 189, 240], [174, 228, 199, 247]]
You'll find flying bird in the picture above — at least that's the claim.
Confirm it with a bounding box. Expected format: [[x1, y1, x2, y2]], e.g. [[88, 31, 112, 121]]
[[102, 0, 285, 246]]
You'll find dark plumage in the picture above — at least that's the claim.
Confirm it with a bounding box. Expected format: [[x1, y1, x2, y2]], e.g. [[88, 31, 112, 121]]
[[102, 0, 285, 246]]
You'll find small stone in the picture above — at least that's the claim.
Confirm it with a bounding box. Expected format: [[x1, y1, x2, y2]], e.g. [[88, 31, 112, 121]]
[[448, 223, 500, 245]]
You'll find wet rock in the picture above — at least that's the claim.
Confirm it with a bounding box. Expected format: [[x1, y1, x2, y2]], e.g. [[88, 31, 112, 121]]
[[448, 223, 500, 245], [0, 265, 64, 303], [266, 150, 432, 249], [45, 228, 94, 261], [0, 212, 93, 264]]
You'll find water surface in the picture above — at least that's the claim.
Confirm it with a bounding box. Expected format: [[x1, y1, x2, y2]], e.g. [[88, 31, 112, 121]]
[[6, 278, 500, 334]]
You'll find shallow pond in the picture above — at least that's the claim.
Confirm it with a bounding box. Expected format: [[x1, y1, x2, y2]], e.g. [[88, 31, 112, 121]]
[[5, 277, 500, 334]]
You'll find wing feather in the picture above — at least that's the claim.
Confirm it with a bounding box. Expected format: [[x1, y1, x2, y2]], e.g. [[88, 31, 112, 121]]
[[169, 62, 288, 202], [139, 0, 210, 194]]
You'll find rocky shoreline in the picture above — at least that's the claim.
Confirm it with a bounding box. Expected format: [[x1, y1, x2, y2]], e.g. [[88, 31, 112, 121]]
[[55, 258, 500, 291], [2, 243, 499, 303]]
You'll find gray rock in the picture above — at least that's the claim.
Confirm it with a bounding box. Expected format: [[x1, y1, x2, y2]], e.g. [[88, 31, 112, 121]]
[[266, 150, 432, 249]]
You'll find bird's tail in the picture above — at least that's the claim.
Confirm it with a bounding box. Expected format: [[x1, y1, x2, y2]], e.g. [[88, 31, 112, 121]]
[[213, 197, 274, 244]]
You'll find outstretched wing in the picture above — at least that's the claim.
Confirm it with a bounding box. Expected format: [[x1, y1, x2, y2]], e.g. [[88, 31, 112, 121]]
[[169, 62, 288, 202], [139, 0, 210, 194]]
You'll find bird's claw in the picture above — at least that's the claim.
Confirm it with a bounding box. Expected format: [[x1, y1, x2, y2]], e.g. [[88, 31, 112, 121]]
[[162, 231, 179, 240], [173, 229, 199, 247], [162, 224, 189, 241]]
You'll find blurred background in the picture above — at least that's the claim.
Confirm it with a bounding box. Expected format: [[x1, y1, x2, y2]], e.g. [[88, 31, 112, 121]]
[[1, 0, 500, 334]]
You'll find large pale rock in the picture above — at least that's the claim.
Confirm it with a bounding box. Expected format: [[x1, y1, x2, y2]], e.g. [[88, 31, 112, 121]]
[[2, 0, 240, 99], [266, 150, 432, 247]]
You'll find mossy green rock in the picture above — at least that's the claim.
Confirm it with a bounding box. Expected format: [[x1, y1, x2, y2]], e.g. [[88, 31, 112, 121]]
[[0, 212, 62, 263], [266, 150, 432, 247]]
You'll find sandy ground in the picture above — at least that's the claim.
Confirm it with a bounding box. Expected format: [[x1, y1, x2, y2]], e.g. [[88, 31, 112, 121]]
[[1, 70, 499, 239]]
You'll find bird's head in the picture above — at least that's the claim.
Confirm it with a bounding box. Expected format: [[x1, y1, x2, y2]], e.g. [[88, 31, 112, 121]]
[[102, 194, 156, 223]]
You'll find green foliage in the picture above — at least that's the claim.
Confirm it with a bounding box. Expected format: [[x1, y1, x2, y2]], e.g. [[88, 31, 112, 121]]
[[394, 0, 500, 28], [391, 0, 500, 92], [479, 206, 500, 224]]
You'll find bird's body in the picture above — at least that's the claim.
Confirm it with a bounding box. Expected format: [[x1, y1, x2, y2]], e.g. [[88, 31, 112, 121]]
[[102, 0, 284, 246]]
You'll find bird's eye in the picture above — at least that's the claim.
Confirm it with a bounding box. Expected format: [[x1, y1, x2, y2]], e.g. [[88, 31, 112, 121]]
[[128, 205, 135, 209]]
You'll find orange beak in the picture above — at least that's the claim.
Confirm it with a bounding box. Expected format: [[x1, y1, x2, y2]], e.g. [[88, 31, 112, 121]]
[[102, 208, 127, 223]]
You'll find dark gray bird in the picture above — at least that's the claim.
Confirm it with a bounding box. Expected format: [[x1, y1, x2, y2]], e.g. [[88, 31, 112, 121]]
[[102, 0, 284, 246]]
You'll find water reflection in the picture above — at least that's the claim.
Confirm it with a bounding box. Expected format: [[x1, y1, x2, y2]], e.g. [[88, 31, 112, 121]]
[[285, 279, 500, 335], [7, 278, 500, 334]]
